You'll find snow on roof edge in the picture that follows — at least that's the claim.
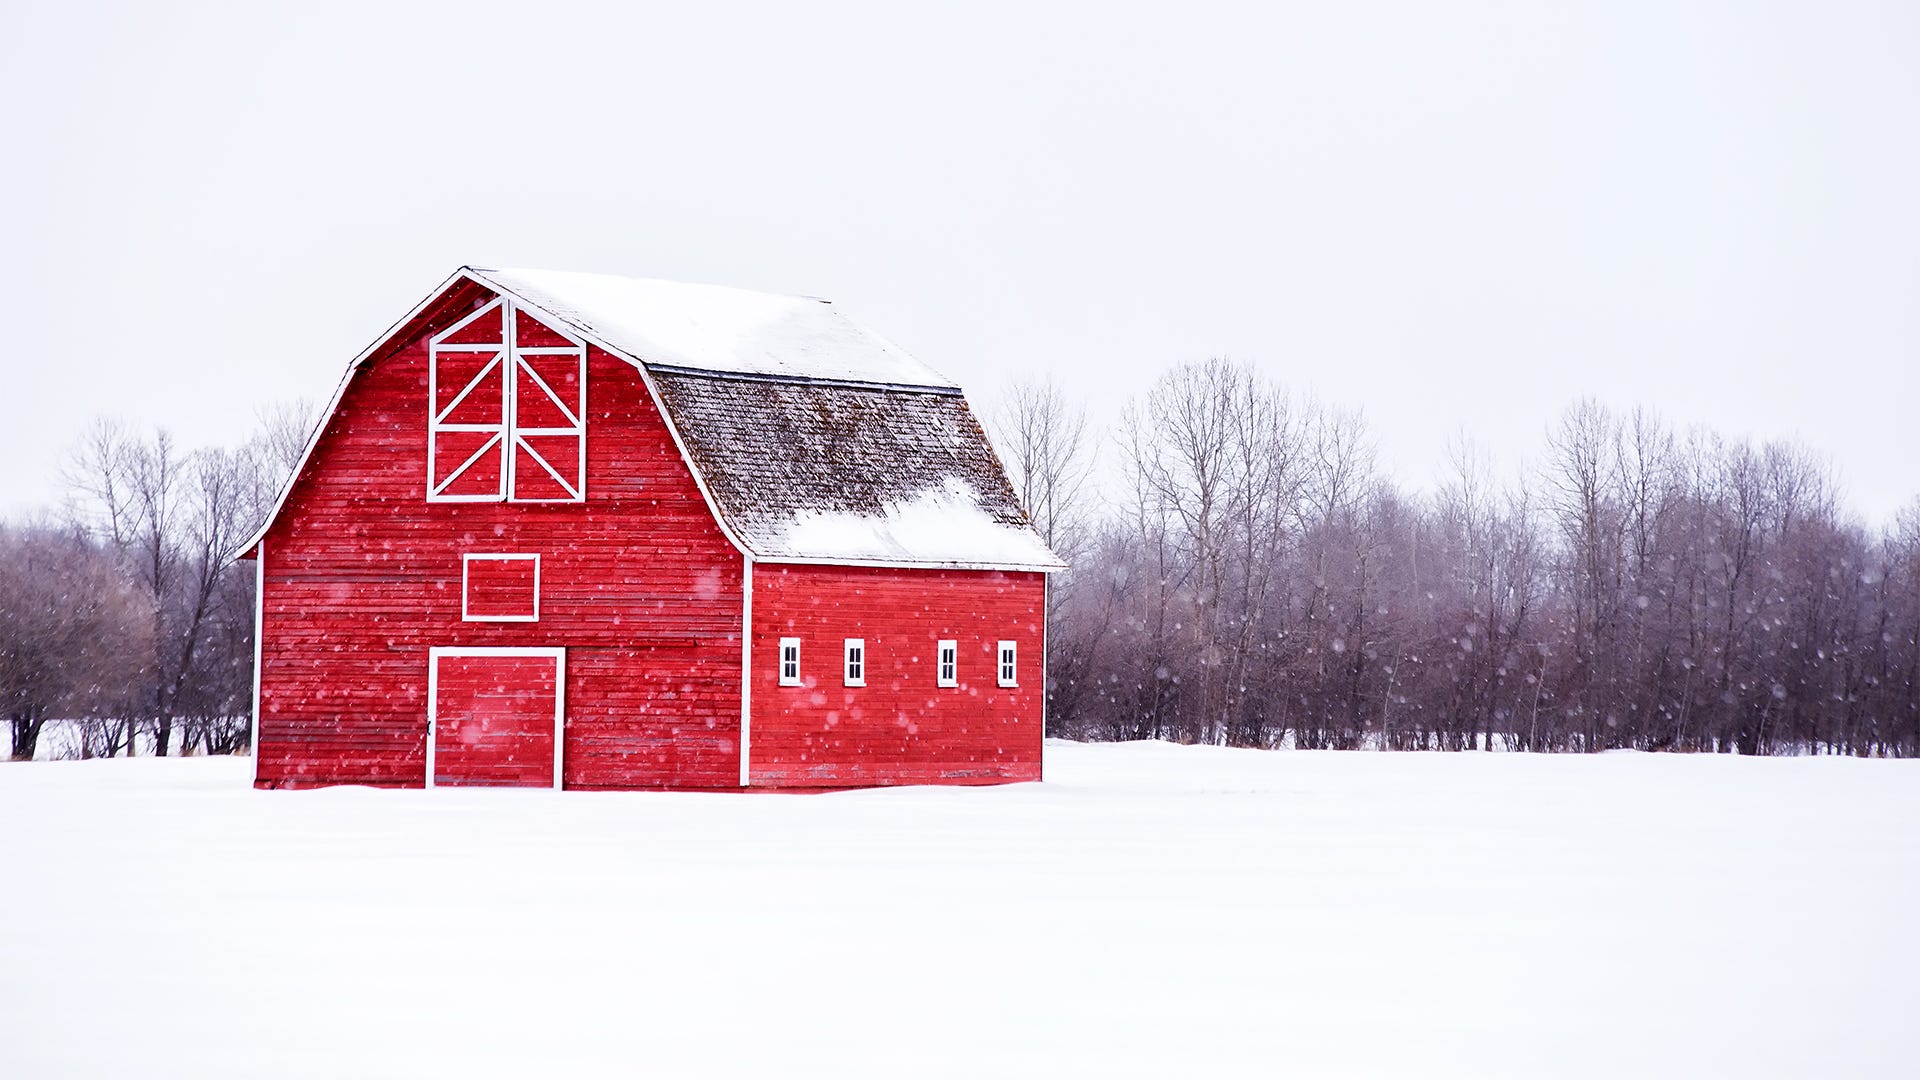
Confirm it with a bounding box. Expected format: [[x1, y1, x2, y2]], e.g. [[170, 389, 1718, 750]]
[[466, 266, 961, 390], [763, 478, 1067, 572]]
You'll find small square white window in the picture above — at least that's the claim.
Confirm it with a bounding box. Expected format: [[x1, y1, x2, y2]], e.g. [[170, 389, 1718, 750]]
[[778, 637, 801, 687], [844, 638, 866, 687], [997, 640, 1018, 687], [461, 552, 540, 622], [936, 639, 958, 688]]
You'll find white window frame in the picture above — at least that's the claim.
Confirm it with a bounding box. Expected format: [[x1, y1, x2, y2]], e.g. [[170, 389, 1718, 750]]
[[460, 553, 541, 622], [778, 637, 802, 687], [998, 640, 1018, 688], [428, 297, 588, 504], [425, 646, 565, 790], [844, 638, 866, 687], [509, 336, 589, 504], [936, 639, 958, 688], [427, 298, 508, 503]]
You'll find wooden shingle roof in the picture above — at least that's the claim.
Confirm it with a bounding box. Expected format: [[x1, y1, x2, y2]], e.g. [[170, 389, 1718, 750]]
[[651, 371, 1064, 570]]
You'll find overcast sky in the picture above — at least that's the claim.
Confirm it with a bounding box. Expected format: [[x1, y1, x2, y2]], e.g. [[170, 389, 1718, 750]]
[[3, 1, 1916, 524]]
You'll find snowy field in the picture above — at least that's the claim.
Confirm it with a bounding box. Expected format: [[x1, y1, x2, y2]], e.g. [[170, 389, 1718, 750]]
[[3, 743, 1915, 1078]]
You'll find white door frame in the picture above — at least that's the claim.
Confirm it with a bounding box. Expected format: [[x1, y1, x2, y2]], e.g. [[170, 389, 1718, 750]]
[[425, 646, 566, 790]]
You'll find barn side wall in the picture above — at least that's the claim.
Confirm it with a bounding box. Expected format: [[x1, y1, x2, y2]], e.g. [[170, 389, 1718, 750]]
[[256, 288, 745, 789], [748, 564, 1046, 787]]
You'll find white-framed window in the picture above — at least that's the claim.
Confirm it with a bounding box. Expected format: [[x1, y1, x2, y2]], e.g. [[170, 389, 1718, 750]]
[[461, 553, 540, 622], [778, 637, 802, 687], [997, 640, 1018, 687], [844, 638, 866, 687], [936, 639, 958, 688]]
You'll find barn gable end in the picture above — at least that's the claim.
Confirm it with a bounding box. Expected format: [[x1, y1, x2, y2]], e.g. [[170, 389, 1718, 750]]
[[255, 279, 747, 789], [249, 267, 1062, 791]]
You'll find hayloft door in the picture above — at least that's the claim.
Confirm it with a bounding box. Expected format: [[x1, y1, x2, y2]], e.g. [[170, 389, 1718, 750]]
[[426, 648, 565, 788]]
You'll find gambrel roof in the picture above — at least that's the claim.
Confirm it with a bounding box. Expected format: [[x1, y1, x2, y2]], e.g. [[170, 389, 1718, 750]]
[[242, 267, 1065, 572]]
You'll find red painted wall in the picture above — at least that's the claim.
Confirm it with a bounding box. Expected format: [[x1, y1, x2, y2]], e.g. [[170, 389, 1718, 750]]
[[256, 283, 745, 789], [748, 564, 1046, 787]]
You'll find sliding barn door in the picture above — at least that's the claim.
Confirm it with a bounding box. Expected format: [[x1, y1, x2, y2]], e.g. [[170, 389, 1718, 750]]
[[427, 648, 565, 788]]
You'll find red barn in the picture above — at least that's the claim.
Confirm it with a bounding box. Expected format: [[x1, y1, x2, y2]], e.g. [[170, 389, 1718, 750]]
[[239, 267, 1064, 790]]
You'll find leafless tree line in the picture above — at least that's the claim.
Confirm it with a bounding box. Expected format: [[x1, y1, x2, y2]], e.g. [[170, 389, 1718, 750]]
[[1, 402, 314, 760], [6, 368, 1912, 761], [994, 360, 1920, 756]]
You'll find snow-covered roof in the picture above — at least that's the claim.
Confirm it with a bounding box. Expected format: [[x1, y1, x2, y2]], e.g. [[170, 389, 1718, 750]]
[[651, 371, 1066, 571], [467, 267, 958, 390]]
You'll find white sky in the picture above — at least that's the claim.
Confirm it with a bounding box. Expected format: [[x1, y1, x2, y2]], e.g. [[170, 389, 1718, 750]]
[[3, 1, 1916, 525]]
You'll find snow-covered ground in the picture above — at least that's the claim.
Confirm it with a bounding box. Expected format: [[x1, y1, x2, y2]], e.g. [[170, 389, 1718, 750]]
[[3, 743, 1915, 1078]]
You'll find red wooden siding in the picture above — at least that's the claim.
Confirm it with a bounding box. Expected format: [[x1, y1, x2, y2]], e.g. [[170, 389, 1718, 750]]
[[431, 652, 559, 787], [748, 564, 1045, 787], [256, 282, 746, 790]]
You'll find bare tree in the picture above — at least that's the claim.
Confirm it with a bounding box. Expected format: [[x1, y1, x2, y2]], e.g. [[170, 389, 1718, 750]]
[[992, 380, 1101, 735], [1544, 399, 1626, 748], [0, 526, 152, 760], [240, 396, 320, 535], [1118, 359, 1309, 743], [65, 422, 270, 755], [992, 380, 1093, 560], [1298, 404, 1376, 748]]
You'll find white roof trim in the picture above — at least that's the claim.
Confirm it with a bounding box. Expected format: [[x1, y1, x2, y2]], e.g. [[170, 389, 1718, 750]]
[[752, 554, 1064, 574], [236, 269, 473, 557]]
